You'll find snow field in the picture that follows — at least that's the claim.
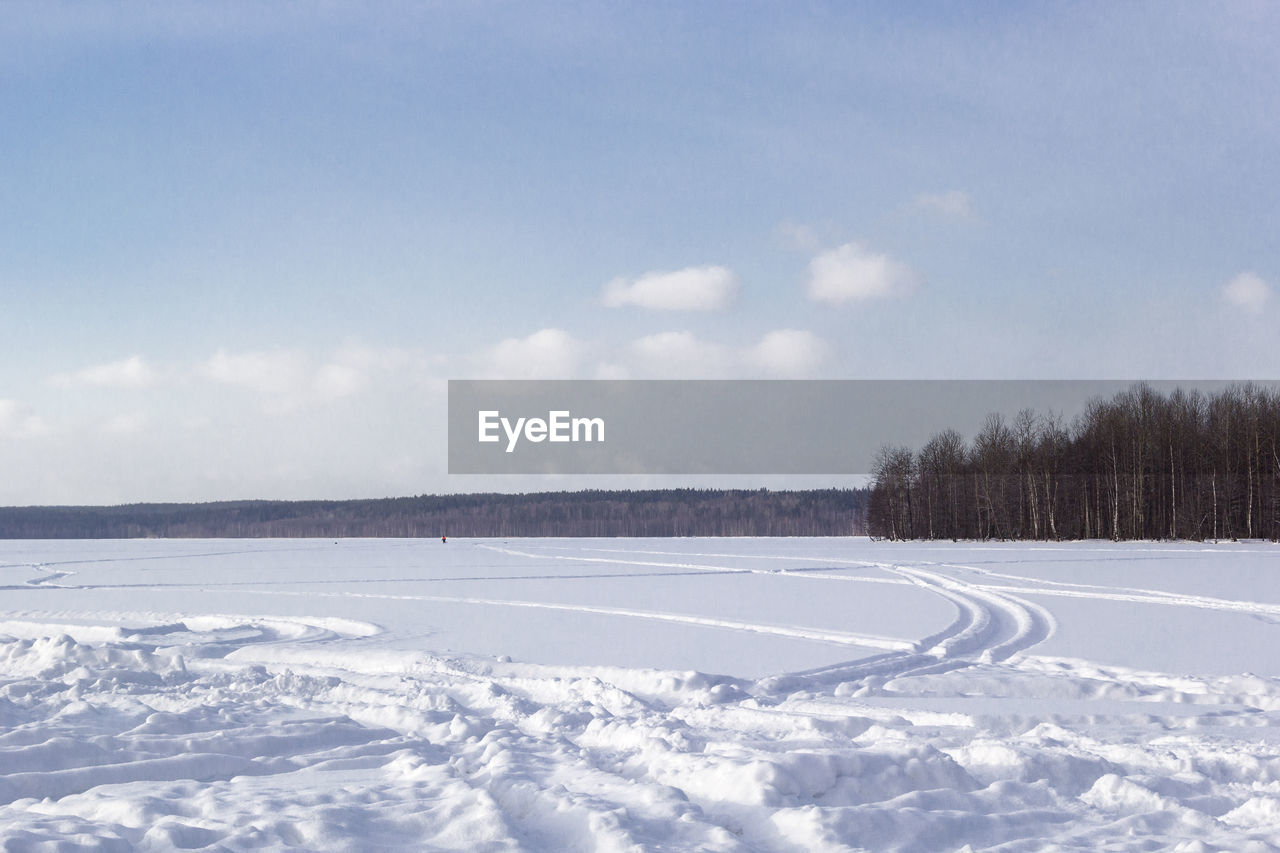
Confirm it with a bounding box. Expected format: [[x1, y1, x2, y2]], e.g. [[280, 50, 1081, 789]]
[[0, 538, 1279, 850]]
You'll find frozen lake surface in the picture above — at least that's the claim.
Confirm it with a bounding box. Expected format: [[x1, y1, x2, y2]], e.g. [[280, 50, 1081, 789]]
[[2, 537, 1279, 850]]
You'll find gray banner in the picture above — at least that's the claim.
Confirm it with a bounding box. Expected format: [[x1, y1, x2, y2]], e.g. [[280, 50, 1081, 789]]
[[447, 380, 1279, 475]]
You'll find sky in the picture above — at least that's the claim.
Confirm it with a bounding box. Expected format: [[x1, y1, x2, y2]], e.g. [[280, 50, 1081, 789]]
[[1, 1, 1277, 505]]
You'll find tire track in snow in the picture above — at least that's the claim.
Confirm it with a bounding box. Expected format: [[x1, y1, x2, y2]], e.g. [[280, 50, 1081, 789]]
[[889, 566, 1056, 663], [927, 560, 1280, 619], [532, 543, 1280, 617], [476, 543, 911, 586], [776, 565, 1057, 687], [176, 587, 916, 653], [4, 583, 914, 654], [17, 542, 1055, 690], [479, 544, 1056, 684]]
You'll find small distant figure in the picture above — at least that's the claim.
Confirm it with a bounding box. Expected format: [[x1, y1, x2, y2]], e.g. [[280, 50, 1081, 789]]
[[441, 535, 447, 544]]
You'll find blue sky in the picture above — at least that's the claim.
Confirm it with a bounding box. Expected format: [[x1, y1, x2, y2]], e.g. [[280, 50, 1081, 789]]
[[1, 2, 1276, 503]]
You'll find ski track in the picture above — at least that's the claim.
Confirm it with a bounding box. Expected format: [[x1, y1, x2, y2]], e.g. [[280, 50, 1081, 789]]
[[2, 539, 1280, 850]]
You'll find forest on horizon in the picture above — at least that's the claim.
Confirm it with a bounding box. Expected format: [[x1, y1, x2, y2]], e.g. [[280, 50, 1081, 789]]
[[0, 488, 869, 539], [868, 383, 1280, 542]]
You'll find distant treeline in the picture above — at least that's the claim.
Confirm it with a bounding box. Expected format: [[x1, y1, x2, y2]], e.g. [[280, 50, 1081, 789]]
[[869, 383, 1280, 542], [0, 488, 868, 539]]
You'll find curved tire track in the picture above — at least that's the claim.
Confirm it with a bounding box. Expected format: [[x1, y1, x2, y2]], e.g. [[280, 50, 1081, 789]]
[[891, 566, 1056, 664], [780, 565, 1057, 689]]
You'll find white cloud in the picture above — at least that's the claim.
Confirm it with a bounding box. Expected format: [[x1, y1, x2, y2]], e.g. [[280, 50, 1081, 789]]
[[911, 190, 974, 220], [602, 265, 737, 311], [0, 400, 47, 437], [806, 242, 919, 304], [1221, 271, 1271, 314], [317, 342, 442, 397], [202, 348, 310, 395], [748, 329, 828, 377], [626, 329, 827, 378], [312, 363, 365, 400], [197, 343, 439, 411], [53, 354, 155, 388], [486, 328, 581, 378], [630, 331, 730, 377]]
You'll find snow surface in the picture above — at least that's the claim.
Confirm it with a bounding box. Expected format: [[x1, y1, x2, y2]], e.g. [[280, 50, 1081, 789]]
[[2, 537, 1280, 850]]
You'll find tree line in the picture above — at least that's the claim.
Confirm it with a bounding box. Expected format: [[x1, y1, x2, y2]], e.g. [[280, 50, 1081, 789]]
[[868, 383, 1280, 542], [0, 488, 868, 539]]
